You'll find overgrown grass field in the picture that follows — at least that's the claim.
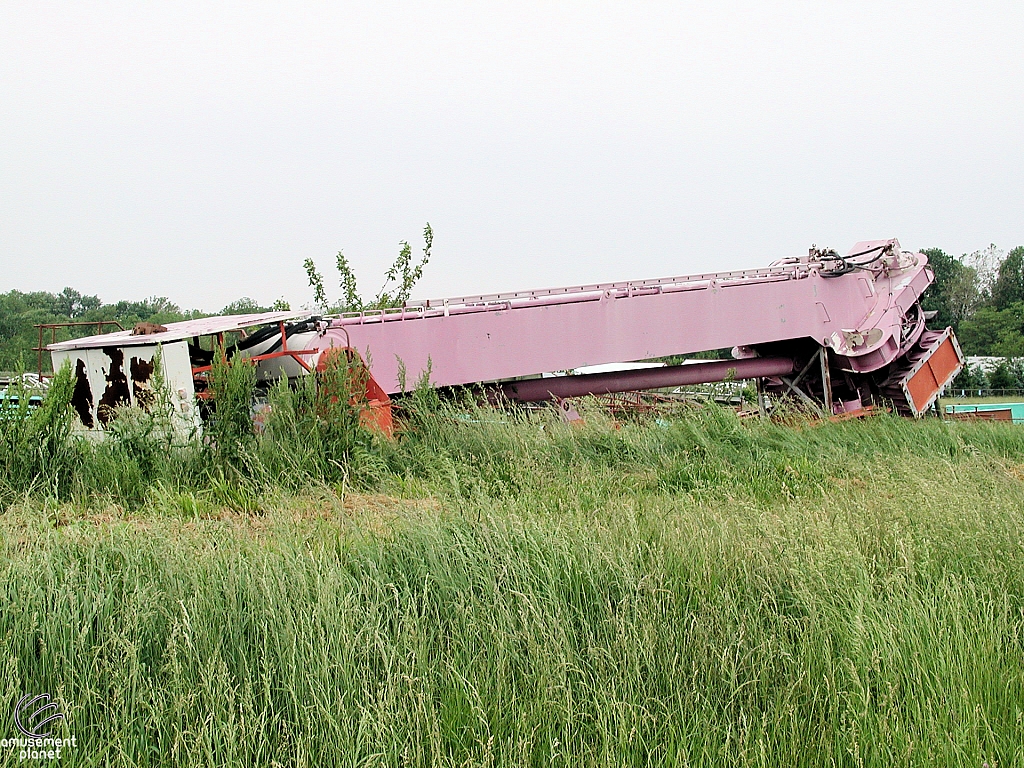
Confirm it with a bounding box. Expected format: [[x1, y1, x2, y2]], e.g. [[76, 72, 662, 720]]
[[1, 365, 1023, 766]]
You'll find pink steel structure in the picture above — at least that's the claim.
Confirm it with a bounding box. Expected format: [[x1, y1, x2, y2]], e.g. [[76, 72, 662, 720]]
[[49, 238, 964, 433], [312, 239, 962, 417]]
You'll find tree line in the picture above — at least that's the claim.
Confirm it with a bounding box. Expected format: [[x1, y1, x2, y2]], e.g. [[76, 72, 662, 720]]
[[922, 244, 1024, 356], [0, 289, 283, 372], [0, 225, 434, 373], [920, 244, 1024, 391]]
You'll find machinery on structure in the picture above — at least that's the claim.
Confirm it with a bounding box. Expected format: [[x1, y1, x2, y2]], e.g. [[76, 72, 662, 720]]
[[48, 238, 964, 436]]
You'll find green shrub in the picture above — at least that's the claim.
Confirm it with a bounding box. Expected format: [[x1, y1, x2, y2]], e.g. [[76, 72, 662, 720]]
[[0, 363, 81, 503], [205, 352, 258, 469]]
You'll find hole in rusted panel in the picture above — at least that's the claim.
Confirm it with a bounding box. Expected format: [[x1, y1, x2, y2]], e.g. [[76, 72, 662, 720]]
[[97, 347, 130, 426], [130, 356, 156, 411], [71, 358, 94, 428]]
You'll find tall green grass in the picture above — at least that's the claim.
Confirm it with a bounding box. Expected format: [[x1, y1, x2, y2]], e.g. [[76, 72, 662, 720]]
[[0, 355, 374, 510], [1, 380, 1023, 765]]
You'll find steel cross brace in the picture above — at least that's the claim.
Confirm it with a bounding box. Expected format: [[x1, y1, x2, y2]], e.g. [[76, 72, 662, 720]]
[[778, 349, 827, 415]]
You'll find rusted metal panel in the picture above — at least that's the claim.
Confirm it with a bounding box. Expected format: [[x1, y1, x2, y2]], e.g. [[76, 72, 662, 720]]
[[947, 408, 1013, 422], [899, 330, 964, 416]]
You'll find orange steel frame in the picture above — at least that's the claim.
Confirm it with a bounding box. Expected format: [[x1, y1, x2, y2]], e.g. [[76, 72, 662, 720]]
[[191, 321, 394, 436], [190, 321, 317, 399], [33, 321, 126, 379]]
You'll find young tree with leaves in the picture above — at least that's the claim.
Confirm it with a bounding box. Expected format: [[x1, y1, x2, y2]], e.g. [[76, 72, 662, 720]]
[[304, 224, 434, 313]]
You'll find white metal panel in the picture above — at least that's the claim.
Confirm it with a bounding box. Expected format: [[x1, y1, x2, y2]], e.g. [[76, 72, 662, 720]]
[[51, 341, 200, 438]]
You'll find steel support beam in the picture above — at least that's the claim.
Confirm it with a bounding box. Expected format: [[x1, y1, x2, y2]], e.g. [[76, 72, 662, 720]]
[[499, 357, 796, 403]]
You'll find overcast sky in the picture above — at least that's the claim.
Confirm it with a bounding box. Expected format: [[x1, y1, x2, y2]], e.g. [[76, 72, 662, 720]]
[[1, 1, 1022, 311]]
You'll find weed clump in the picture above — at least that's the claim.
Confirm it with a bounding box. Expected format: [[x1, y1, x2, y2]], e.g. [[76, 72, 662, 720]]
[[0, 363, 81, 504]]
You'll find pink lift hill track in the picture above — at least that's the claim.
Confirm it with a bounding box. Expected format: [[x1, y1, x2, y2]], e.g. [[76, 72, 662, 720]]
[[48, 238, 964, 436]]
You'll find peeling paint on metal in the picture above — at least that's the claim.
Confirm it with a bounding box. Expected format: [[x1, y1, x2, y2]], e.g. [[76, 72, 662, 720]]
[[97, 347, 130, 426], [130, 356, 155, 411], [71, 358, 94, 428]]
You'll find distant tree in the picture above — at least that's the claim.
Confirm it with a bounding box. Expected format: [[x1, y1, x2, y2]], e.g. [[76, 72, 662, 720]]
[[0, 291, 55, 369], [951, 363, 987, 392], [987, 359, 1024, 391], [945, 264, 984, 327], [965, 243, 1002, 297], [923, 244, 1013, 332], [920, 248, 979, 330], [0, 289, 203, 371], [939, 244, 1024, 356], [108, 296, 181, 320], [220, 297, 269, 315], [990, 246, 1024, 311], [957, 302, 1024, 356], [52, 287, 101, 318]]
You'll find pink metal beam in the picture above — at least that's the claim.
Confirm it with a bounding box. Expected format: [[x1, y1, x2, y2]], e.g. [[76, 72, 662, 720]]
[[312, 240, 933, 394], [499, 357, 797, 402]]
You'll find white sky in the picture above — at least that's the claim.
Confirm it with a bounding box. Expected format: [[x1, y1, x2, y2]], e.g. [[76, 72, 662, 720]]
[[1, 1, 1022, 311]]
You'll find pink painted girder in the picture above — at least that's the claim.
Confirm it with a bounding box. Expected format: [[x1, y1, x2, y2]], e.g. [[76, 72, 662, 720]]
[[309, 239, 934, 395]]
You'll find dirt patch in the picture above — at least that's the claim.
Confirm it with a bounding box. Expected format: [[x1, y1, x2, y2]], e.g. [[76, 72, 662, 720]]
[[2, 492, 445, 548], [275, 491, 444, 538]]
